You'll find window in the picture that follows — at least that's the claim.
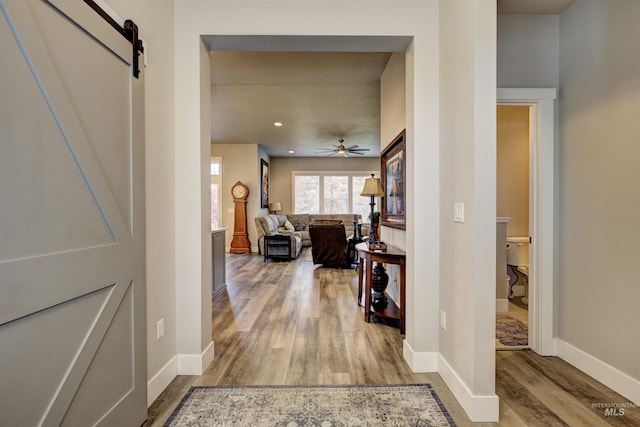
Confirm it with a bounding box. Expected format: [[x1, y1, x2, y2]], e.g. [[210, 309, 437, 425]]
[[210, 157, 222, 230], [293, 171, 378, 220]]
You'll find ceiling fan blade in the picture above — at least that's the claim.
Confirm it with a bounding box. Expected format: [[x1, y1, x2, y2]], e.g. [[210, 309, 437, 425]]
[[348, 148, 370, 152], [348, 151, 365, 155], [345, 145, 360, 150]]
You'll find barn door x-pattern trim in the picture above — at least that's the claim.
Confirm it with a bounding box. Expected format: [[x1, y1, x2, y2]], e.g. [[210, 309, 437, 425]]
[[0, 0, 146, 425]]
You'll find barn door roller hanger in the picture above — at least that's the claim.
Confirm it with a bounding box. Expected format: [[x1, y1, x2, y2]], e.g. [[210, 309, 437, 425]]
[[83, 0, 144, 78]]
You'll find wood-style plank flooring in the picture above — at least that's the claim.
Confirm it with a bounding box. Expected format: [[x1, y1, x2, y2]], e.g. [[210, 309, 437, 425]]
[[145, 249, 639, 426]]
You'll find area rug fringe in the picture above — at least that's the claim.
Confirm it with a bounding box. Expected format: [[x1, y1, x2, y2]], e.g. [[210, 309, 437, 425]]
[[165, 384, 456, 426]]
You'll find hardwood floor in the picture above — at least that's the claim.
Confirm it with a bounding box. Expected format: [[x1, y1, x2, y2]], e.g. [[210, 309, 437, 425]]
[[145, 249, 639, 426]]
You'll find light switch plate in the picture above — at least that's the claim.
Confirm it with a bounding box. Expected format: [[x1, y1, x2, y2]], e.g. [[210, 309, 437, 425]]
[[157, 318, 165, 340], [454, 203, 464, 223]]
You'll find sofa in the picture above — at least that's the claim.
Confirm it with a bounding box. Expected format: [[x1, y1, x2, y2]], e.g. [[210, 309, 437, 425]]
[[254, 213, 369, 255], [285, 213, 368, 247]]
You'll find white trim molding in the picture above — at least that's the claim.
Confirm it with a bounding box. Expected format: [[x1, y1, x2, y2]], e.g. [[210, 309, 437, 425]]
[[177, 340, 215, 375], [147, 356, 177, 407], [498, 88, 557, 356], [496, 298, 509, 312], [438, 355, 499, 422], [558, 339, 640, 406], [402, 340, 437, 372]]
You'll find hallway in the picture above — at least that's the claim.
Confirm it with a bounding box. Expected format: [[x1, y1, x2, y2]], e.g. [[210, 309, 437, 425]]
[[146, 250, 637, 426]]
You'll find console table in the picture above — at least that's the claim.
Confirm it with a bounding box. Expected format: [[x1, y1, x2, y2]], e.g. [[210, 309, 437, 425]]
[[356, 242, 406, 334]]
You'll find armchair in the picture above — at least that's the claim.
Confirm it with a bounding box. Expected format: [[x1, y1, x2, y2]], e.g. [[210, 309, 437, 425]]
[[308, 222, 352, 268]]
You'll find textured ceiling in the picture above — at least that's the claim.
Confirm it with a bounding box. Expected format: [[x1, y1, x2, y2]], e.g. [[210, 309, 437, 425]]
[[210, 51, 392, 157]]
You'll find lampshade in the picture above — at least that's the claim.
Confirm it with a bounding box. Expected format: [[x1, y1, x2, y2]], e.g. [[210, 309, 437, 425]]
[[360, 174, 384, 197], [269, 202, 282, 212]]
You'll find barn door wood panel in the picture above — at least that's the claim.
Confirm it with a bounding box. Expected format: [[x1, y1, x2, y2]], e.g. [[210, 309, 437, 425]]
[[0, 0, 146, 425]]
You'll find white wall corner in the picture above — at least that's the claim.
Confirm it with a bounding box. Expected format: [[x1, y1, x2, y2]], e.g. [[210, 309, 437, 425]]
[[403, 340, 437, 372], [147, 356, 177, 407], [557, 339, 640, 405], [437, 354, 499, 422], [496, 299, 509, 312], [177, 340, 215, 375]]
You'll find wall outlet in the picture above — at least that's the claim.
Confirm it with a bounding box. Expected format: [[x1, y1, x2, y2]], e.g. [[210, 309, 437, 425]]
[[156, 318, 165, 340], [440, 310, 447, 330]]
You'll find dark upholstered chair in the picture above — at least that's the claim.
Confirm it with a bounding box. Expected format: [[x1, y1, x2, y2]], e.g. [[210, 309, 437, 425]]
[[308, 222, 352, 268]]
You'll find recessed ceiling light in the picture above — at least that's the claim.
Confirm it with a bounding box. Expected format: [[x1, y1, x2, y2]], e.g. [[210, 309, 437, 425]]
[[288, 150, 295, 154], [273, 122, 283, 127]]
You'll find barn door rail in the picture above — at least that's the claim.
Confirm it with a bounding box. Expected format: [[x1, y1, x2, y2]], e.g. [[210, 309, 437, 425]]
[[82, 0, 144, 78]]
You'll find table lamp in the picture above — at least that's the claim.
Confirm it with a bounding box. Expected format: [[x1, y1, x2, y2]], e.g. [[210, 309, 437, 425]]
[[269, 202, 282, 214], [360, 174, 384, 242]]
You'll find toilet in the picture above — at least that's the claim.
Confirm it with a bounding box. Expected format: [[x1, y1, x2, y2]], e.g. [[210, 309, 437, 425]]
[[506, 237, 530, 304]]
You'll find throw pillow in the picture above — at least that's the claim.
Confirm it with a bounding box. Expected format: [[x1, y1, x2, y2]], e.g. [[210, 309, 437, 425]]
[[293, 220, 307, 231], [283, 220, 295, 231]]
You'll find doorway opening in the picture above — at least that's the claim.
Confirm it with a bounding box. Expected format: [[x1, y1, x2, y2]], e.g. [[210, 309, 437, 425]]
[[496, 105, 530, 350], [497, 88, 557, 356]]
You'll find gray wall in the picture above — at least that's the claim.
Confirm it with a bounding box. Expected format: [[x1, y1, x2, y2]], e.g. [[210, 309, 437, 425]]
[[498, 4, 640, 386], [558, 1, 640, 380], [497, 15, 559, 88]]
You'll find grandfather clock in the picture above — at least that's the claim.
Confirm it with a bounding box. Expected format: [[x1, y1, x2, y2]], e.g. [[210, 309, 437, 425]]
[[230, 181, 251, 254]]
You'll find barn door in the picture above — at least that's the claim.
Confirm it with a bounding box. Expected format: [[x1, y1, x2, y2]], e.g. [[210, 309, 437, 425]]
[[0, 0, 146, 425]]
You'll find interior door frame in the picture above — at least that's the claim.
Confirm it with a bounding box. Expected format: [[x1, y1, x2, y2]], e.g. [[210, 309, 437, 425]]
[[497, 88, 557, 356]]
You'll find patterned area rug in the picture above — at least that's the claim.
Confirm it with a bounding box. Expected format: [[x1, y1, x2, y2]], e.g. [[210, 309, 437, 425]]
[[496, 313, 528, 346], [164, 384, 456, 426]]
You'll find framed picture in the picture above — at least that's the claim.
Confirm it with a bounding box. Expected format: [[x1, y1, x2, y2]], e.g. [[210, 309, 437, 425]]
[[260, 159, 269, 208], [381, 129, 406, 230]]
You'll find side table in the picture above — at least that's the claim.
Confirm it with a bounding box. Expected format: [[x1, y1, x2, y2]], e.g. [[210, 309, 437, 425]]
[[264, 234, 292, 262], [356, 242, 406, 334]]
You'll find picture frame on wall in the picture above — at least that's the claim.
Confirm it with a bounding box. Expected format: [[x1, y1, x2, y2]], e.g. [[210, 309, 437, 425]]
[[381, 129, 406, 230], [260, 159, 269, 208]]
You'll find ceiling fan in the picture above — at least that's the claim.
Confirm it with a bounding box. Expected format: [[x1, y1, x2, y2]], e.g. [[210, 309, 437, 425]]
[[316, 138, 370, 157]]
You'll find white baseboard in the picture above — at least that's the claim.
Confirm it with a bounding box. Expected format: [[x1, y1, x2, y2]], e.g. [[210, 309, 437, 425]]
[[437, 354, 499, 422], [557, 339, 640, 405], [177, 341, 215, 375], [496, 299, 509, 312], [147, 356, 177, 407], [402, 340, 437, 372]]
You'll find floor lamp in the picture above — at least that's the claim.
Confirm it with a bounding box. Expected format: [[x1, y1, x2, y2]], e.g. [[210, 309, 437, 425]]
[[360, 174, 384, 243]]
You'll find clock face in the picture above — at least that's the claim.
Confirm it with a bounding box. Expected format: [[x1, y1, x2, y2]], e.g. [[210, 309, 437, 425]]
[[232, 184, 247, 199]]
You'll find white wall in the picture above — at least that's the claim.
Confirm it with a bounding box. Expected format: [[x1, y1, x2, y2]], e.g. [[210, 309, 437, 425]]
[[105, 0, 178, 406], [558, 0, 640, 401], [438, 1, 498, 421]]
